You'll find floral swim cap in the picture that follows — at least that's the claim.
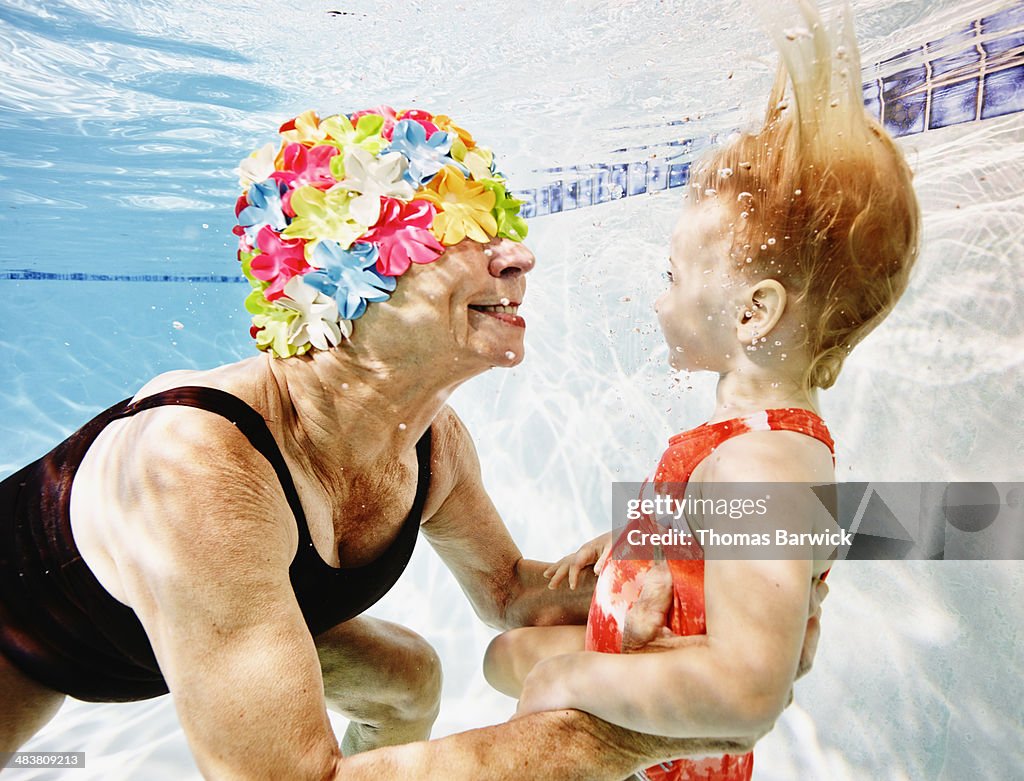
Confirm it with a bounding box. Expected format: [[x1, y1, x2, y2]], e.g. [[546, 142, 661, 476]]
[[233, 107, 528, 358]]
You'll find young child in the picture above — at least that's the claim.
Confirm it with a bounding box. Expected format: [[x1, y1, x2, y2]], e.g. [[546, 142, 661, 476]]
[[484, 2, 920, 779]]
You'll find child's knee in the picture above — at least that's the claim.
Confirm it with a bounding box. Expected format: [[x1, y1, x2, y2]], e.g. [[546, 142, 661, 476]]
[[483, 627, 532, 696]]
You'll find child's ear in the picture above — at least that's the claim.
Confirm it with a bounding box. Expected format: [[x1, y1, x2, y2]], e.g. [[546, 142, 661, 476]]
[[736, 279, 787, 346]]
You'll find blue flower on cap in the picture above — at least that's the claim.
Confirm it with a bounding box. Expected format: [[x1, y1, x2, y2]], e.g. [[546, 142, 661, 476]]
[[389, 119, 454, 186], [304, 240, 396, 321], [238, 179, 288, 244]]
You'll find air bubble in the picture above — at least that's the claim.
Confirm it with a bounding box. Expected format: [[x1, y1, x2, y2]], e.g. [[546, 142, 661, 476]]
[[505, 351, 517, 360], [760, 244, 768, 250], [718, 167, 734, 178], [500, 297, 510, 306], [774, 340, 782, 346], [341, 382, 349, 390], [794, 189, 802, 196], [830, 98, 839, 108], [740, 212, 749, 219], [172, 321, 185, 330], [745, 257, 753, 263], [704, 188, 718, 197], [483, 248, 494, 257], [398, 423, 407, 431], [739, 161, 752, 169], [767, 237, 776, 246]]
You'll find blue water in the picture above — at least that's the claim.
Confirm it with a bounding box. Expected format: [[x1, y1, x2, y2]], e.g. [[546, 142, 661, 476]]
[[2, 1, 1023, 778]]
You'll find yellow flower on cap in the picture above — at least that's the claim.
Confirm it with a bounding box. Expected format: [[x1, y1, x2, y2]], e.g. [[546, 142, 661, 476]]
[[279, 110, 328, 145], [433, 114, 475, 150], [419, 165, 497, 245]]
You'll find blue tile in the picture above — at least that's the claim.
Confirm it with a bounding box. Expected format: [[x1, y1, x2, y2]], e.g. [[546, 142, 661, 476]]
[[981, 63, 1024, 119], [519, 189, 536, 219], [862, 79, 882, 120], [594, 166, 611, 203], [983, 29, 1024, 56], [981, 4, 1024, 34], [929, 78, 979, 129], [627, 161, 648, 196], [609, 163, 628, 200], [534, 186, 551, 217], [668, 162, 690, 189], [647, 160, 668, 191], [549, 182, 564, 214], [576, 175, 595, 207], [563, 180, 579, 211], [883, 65, 928, 96], [929, 47, 981, 78], [882, 67, 928, 136]]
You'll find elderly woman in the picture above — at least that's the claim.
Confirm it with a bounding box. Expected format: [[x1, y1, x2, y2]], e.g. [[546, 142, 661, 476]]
[[0, 106, 822, 780]]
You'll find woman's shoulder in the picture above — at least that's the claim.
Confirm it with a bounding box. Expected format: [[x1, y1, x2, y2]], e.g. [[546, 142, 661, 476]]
[[420, 405, 491, 521], [130, 358, 261, 403]]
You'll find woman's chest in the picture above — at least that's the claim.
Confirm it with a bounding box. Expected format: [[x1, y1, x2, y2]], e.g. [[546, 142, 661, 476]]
[[298, 467, 419, 568]]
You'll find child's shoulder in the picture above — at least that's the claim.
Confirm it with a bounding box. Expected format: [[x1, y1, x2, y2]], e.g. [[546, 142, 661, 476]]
[[693, 426, 834, 484]]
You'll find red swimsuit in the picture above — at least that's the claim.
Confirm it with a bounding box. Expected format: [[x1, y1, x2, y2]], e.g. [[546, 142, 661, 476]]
[[585, 409, 835, 781]]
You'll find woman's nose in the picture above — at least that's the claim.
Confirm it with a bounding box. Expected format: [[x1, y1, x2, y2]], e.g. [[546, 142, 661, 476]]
[[488, 240, 536, 278]]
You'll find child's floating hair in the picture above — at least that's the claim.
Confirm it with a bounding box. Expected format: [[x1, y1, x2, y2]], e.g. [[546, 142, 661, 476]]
[[691, 0, 920, 389]]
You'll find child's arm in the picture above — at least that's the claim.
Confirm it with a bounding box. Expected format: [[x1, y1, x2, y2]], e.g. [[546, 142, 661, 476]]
[[515, 433, 831, 739]]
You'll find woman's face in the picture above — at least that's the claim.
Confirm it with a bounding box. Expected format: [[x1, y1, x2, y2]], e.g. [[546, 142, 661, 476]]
[[655, 204, 741, 372], [388, 237, 536, 372]]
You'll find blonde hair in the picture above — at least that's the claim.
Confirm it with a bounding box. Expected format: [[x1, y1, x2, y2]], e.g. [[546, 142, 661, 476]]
[[690, 0, 920, 389]]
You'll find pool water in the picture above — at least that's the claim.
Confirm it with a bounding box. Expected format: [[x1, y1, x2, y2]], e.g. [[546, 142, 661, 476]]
[[2, 1, 1022, 778]]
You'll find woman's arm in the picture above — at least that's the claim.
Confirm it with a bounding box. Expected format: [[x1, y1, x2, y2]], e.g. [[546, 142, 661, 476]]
[[104, 408, 354, 779], [420, 407, 595, 629]]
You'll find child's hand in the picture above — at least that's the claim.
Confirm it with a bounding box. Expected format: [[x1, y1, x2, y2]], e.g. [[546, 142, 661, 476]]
[[621, 561, 674, 652], [543, 532, 613, 590]]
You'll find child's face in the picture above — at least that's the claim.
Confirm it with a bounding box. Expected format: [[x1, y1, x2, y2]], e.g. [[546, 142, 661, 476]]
[[655, 204, 742, 372]]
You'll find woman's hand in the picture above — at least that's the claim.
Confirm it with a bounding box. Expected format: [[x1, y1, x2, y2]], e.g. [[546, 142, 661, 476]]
[[797, 576, 828, 680], [543, 532, 614, 590], [783, 575, 829, 708]]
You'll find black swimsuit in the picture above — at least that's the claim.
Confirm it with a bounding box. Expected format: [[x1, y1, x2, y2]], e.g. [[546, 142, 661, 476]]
[[0, 386, 431, 702]]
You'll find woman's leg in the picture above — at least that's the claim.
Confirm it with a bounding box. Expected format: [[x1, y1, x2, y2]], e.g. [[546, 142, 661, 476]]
[[0, 653, 65, 752], [483, 625, 586, 698], [314, 616, 443, 755]]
